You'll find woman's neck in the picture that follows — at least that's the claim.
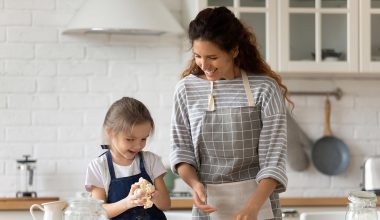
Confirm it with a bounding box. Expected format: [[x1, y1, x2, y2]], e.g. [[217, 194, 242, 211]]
[[222, 66, 241, 80]]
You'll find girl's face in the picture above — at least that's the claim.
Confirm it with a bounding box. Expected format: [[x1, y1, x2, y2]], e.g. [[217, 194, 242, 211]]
[[109, 121, 152, 160], [193, 39, 238, 81]]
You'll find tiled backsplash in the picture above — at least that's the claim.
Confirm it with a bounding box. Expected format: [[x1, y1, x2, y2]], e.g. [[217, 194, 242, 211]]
[[1, 0, 380, 200]]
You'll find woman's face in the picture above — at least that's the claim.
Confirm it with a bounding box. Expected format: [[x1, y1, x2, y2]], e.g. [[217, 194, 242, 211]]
[[109, 121, 152, 160], [193, 39, 238, 81]]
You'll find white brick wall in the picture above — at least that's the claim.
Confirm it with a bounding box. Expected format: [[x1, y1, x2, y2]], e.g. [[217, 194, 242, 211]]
[[283, 79, 380, 197], [0, 0, 379, 200]]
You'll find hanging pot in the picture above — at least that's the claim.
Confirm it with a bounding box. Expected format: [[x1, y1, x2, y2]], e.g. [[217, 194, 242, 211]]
[[311, 97, 350, 175]]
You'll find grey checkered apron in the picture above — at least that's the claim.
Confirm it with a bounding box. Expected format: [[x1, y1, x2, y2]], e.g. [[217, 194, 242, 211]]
[[192, 72, 281, 219]]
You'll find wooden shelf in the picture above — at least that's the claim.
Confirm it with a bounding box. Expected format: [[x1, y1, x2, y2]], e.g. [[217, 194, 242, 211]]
[[0, 197, 60, 210], [171, 198, 194, 209], [3, 196, 379, 211], [170, 197, 380, 210]]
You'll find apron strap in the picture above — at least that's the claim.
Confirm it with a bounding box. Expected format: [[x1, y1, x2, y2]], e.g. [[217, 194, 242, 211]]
[[207, 70, 255, 111], [241, 71, 255, 107], [138, 152, 147, 173], [106, 150, 116, 180], [208, 81, 215, 111]]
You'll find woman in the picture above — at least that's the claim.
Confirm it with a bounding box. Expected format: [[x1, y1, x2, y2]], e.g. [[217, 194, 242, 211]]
[[170, 6, 290, 220]]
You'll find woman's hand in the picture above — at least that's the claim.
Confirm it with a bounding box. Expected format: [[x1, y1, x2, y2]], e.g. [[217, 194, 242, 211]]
[[192, 182, 217, 213], [176, 163, 216, 213], [234, 206, 257, 220]]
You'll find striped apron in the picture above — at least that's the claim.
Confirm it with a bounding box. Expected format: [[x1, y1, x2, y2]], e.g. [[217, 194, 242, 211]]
[[192, 71, 275, 220]]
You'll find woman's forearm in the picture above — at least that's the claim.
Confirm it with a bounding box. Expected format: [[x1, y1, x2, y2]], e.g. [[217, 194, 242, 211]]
[[245, 178, 278, 213], [176, 163, 201, 188]]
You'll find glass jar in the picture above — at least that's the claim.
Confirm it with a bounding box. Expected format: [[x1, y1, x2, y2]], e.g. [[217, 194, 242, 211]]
[[345, 191, 378, 220], [282, 209, 299, 220], [64, 192, 108, 220]]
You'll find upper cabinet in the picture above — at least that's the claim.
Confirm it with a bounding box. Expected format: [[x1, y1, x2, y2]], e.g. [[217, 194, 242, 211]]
[[185, 0, 380, 74], [279, 0, 358, 73], [360, 0, 380, 73]]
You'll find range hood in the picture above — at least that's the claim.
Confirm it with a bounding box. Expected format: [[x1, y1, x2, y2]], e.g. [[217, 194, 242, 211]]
[[63, 0, 184, 35]]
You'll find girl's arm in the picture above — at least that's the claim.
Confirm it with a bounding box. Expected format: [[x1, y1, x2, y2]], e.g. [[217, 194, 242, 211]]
[[151, 174, 171, 211], [91, 185, 142, 218]]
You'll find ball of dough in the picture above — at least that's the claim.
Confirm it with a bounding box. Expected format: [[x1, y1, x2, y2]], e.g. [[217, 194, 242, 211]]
[[133, 177, 155, 209]]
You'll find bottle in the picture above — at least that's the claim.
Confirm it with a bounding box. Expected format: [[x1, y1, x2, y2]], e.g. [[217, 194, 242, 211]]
[[345, 191, 378, 220], [64, 192, 108, 220]]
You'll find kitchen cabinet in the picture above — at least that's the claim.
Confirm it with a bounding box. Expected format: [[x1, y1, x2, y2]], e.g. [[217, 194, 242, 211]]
[[278, 0, 359, 73], [165, 210, 192, 220], [0, 211, 43, 220], [184, 0, 380, 75], [360, 0, 380, 72]]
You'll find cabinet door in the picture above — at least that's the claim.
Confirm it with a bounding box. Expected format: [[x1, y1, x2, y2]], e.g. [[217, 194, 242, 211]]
[[279, 0, 359, 73], [196, 0, 278, 71], [360, 0, 380, 73]]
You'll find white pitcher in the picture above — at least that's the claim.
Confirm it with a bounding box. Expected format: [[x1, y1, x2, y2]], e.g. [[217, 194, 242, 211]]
[[30, 200, 67, 220]]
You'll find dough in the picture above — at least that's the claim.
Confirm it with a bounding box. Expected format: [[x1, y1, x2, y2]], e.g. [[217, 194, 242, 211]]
[[133, 177, 155, 209]]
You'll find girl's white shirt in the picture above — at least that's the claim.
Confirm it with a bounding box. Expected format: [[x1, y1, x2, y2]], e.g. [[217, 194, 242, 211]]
[[85, 151, 166, 196]]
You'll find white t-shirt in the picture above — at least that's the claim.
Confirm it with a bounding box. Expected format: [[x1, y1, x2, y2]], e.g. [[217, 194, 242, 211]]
[[85, 151, 166, 195]]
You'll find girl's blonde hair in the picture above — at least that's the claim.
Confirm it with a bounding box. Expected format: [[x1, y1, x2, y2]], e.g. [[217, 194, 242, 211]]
[[103, 97, 154, 143]]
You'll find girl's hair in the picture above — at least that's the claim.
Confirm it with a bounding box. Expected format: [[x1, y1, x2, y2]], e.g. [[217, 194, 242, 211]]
[[182, 6, 292, 106], [103, 97, 154, 138]]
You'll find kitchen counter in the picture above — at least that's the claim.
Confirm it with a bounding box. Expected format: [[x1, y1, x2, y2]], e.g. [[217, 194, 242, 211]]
[[0, 197, 60, 210], [3, 196, 380, 211], [170, 197, 380, 210]]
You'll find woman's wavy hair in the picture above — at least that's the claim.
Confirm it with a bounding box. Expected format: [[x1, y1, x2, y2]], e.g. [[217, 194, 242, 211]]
[[182, 6, 292, 106]]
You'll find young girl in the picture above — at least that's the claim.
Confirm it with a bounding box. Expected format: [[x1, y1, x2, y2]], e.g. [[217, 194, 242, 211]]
[[85, 97, 170, 220]]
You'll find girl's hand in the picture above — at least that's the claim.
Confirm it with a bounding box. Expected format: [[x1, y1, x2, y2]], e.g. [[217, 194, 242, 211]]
[[192, 182, 217, 214], [126, 183, 145, 207], [150, 190, 158, 202]]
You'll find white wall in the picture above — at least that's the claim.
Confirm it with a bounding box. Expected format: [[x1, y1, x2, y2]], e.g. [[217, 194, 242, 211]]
[[0, 0, 187, 199], [284, 78, 380, 197], [0, 0, 380, 201]]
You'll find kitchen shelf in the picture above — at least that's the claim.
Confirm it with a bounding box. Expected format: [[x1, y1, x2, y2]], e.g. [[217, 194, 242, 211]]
[[170, 197, 380, 210], [0, 197, 60, 210], [4, 196, 380, 210], [171, 198, 194, 209]]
